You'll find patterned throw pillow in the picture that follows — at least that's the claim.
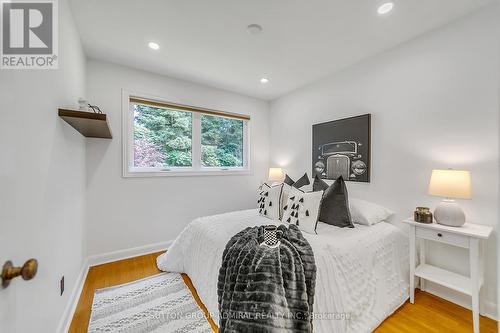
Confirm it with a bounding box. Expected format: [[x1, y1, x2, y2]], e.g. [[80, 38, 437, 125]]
[[281, 187, 323, 234], [280, 173, 311, 219], [258, 183, 283, 220]]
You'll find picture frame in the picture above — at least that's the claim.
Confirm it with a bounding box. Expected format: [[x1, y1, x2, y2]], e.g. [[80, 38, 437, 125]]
[[312, 114, 371, 183]]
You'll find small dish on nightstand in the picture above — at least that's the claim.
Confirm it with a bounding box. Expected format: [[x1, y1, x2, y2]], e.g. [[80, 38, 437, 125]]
[[414, 207, 433, 223]]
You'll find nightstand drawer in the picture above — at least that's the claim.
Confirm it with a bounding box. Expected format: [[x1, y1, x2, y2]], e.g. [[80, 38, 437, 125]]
[[416, 228, 469, 248]]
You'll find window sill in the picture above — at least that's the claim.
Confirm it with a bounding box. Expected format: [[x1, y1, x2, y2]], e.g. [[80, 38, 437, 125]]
[[123, 168, 252, 178]]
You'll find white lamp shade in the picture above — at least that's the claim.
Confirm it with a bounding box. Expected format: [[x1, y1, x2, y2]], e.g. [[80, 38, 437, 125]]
[[268, 168, 284, 183], [428, 169, 472, 199]]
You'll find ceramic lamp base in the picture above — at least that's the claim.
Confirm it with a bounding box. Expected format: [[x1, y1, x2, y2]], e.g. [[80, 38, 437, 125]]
[[434, 199, 465, 227]]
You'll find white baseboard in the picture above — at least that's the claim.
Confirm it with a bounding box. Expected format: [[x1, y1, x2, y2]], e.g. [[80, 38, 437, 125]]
[[56, 240, 173, 333], [423, 282, 498, 321], [56, 258, 90, 333], [484, 300, 499, 321], [86, 240, 173, 267]]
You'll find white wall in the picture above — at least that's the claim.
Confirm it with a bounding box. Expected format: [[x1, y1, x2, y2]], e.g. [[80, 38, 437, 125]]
[[85, 60, 270, 256], [0, 0, 87, 332], [270, 6, 499, 317]]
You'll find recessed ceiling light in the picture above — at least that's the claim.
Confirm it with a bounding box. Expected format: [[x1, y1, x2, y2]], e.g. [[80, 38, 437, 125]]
[[260, 77, 269, 84], [148, 42, 160, 50], [247, 24, 263, 35], [377, 2, 394, 15]]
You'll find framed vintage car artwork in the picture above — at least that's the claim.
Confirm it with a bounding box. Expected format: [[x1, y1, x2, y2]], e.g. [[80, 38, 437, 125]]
[[312, 114, 371, 182]]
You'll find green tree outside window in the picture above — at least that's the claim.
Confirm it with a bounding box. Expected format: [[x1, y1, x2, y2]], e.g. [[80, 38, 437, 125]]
[[133, 104, 244, 168]]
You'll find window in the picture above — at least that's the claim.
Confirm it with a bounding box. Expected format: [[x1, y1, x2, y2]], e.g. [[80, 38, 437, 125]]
[[201, 114, 244, 168], [133, 104, 192, 168], [123, 93, 250, 176]]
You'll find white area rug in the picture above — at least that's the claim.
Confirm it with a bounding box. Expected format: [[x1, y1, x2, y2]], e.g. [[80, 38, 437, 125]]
[[88, 272, 213, 333]]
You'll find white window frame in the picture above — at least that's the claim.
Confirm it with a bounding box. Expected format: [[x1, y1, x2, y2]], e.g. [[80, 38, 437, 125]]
[[122, 90, 251, 177]]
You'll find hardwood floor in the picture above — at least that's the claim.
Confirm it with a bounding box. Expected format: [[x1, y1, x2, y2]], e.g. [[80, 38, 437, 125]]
[[374, 291, 497, 333], [69, 252, 162, 333], [69, 252, 497, 333], [69, 252, 218, 333]]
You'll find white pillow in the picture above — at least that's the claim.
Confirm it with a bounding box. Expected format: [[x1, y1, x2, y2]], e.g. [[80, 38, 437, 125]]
[[281, 187, 323, 234], [349, 198, 393, 226], [258, 183, 283, 220]]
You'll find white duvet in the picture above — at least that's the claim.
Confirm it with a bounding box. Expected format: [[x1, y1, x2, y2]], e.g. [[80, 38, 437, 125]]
[[157, 209, 409, 333]]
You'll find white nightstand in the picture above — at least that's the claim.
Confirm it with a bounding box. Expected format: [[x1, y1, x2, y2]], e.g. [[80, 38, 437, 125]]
[[403, 218, 492, 333]]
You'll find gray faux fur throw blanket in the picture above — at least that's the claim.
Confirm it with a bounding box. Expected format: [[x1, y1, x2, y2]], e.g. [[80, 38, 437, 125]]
[[217, 224, 316, 333]]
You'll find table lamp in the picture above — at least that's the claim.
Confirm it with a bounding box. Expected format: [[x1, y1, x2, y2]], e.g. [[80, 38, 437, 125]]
[[268, 168, 284, 184], [428, 169, 471, 227]]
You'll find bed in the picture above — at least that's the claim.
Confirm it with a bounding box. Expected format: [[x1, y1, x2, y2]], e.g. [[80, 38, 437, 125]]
[[157, 209, 409, 333]]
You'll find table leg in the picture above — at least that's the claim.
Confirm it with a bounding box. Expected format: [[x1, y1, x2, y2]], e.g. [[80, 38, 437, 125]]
[[409, 225, 416, 304], [419, 238, 426, 292], [479, 241, 485, 316], [470, 238, 480, 333]]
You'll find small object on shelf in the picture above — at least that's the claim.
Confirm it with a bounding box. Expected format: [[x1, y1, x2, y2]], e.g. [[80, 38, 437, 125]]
[[428, 169, 471, 227], [78, 98, 89, 111], [58, 108, 112, 139], [88, 104, 103, 114], [414, 207, 433, 223]]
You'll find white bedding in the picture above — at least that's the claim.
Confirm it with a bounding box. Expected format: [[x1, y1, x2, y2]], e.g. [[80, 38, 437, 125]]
[[157, 209, 409, 333]]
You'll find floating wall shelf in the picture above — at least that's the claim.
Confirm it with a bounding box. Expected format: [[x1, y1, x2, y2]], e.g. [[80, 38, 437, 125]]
[[58, 109, 112, 139]]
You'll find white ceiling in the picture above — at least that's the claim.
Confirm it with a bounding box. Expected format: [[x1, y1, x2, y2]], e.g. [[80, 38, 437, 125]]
[[70, 0, 493, 100]]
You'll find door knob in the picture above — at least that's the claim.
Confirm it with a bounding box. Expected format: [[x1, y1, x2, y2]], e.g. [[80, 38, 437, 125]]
[[1, 259, 38, 288]]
